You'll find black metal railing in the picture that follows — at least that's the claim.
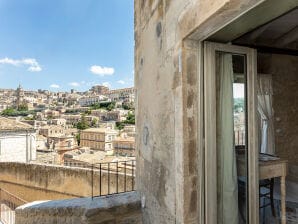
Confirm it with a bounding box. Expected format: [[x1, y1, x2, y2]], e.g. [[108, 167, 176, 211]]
[[235, 130, 245, 146], [0, 188, 28, 224], [64, 160, 136, 198]]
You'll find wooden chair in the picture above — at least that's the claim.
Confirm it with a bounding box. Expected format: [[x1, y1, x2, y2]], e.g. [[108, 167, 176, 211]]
[[236, 146, 276, 221], [259, 178, 276, 217]]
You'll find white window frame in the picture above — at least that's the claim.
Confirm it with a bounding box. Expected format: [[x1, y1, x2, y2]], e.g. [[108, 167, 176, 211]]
[[204, 41, 259, 224]]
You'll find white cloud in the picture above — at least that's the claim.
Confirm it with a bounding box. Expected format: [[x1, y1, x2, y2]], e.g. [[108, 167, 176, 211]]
[[102, 82, 111, 88], [28, 66, 42, 72], [117, 80, 125, 85], [90, 65, 114, 76], [50, 84, 60, 88], [68, 82, 80, 87], [0, 57, 42, 72]]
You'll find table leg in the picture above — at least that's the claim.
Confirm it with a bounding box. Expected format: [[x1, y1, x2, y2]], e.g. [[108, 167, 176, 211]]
[[281, 176, 286, 224]]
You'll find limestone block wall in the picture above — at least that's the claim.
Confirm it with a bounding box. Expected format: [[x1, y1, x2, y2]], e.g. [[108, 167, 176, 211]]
[[135, 0, 264, 223], [258, 53, 298, 182], [15, 191, 142, 224], [0, 162, 134, 202]]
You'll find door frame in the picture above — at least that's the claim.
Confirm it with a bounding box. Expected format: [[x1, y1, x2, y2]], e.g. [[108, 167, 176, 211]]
[[203, 41, 259, 224]]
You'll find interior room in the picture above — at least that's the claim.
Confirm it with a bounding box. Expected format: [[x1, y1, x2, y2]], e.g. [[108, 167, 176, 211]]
[[206, 6, 298, 224], [233, 8, 298, 224]]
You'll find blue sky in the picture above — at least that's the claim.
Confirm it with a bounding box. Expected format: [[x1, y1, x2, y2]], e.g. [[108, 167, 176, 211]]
[[0, 0, 134, 92]]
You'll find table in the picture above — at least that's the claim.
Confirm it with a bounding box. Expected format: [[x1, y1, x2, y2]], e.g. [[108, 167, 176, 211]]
[[237, 156, 288, 224]]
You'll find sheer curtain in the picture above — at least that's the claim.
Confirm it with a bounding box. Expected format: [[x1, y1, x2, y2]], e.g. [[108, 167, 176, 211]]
[[216, 52, 239, 224], [257, 74, 275, 154]]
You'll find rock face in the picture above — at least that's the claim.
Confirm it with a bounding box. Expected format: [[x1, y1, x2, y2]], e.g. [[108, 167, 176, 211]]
[[15, 191, 142, 224]]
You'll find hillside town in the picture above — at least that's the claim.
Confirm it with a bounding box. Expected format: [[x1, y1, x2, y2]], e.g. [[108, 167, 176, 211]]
[[0, 84, 136, 167]]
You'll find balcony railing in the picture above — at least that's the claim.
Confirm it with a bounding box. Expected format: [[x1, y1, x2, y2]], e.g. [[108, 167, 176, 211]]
[[0, 188, 27, 224], [235, 130, 245, 146], [64, 160, 136, 198]]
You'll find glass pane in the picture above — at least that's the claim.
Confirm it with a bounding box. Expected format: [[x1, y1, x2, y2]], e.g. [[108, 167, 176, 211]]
[[215, 51, 247, 224]]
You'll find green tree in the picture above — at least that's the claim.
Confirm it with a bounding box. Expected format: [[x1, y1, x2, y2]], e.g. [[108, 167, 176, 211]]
[[76, 133, 81, 146], [84, 109, 91, 115], [116, 122, 125, 130], [90, 101, 116, 111], [90, 103, 101, 110], [17, 104, 28, 111], [122, 104, 130, 110], [124, 112, 135, 124], [76, 114, 90, 130], [91, 118, 98, 127], [1, 107, 16, 116], [107, 102, 115, 111]]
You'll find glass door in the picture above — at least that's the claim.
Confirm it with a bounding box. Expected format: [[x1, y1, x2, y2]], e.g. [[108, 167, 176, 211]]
[[204, 42, 258, 224]]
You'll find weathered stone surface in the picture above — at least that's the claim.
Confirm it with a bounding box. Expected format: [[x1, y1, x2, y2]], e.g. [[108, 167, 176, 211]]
[[135, 0, 264, 223], [15, 191, 142, 224], [258, 53, 298, 182], [0, 162, 134, 202]]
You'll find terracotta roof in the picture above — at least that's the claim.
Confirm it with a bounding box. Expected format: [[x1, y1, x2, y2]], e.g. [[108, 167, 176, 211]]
[[0, 116, 35, 131]]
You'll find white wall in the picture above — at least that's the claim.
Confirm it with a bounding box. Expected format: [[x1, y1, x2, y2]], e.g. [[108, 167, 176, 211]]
[[0, 131, 36, 163]]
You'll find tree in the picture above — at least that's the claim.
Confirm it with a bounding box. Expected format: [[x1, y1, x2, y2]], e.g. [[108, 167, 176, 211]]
[[76, 114, 90, 130], [122, 103, 134, 110], [91, 118, 98, 127], [90, 103, 101, 110], [122, 104, 130, 110], [124, 112, 135, 124], [116, 122, 125, 130], [17, 104, 28, 111], [1, 107, 15, 116], [107, 102, 115, 111], [115, 112, 135, 129], [76, 133, 81, 146], [90, 101, 116, 111]]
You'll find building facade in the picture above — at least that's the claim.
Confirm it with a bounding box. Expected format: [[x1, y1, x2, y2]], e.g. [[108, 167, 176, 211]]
[[39, 125, 65, 137], [105, 87, 135, 104], [91, 110, 121, 122], [0, 117, 36, 163], [90, 85, 110, 95], [113, 136, 135, 157], [78, 95, 108, 107], [80, 128, 118, 151]]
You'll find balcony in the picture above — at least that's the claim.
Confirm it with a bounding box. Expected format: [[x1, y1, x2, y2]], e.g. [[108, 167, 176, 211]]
[[0, 161, 139, 224]]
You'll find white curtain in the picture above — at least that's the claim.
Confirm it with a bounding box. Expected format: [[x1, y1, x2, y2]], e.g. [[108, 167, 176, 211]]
[[257, 74, 275, 154], [216, 52, 239, 224]]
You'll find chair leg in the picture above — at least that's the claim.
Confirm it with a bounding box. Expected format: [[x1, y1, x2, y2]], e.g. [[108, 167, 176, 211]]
[[263, 197, 266, 224], [270, 178, 276, 217]]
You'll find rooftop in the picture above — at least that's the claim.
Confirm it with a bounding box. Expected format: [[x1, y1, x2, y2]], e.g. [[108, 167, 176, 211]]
[[82, 128, 118, 134], [0, 116, 35, 131]]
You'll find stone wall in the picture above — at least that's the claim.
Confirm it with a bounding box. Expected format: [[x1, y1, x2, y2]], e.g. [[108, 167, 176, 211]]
[[0, 162, 134, 202], [135, 0, 263, 223], [15, 191, 142, 224], [258, 53, 298, 182]]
